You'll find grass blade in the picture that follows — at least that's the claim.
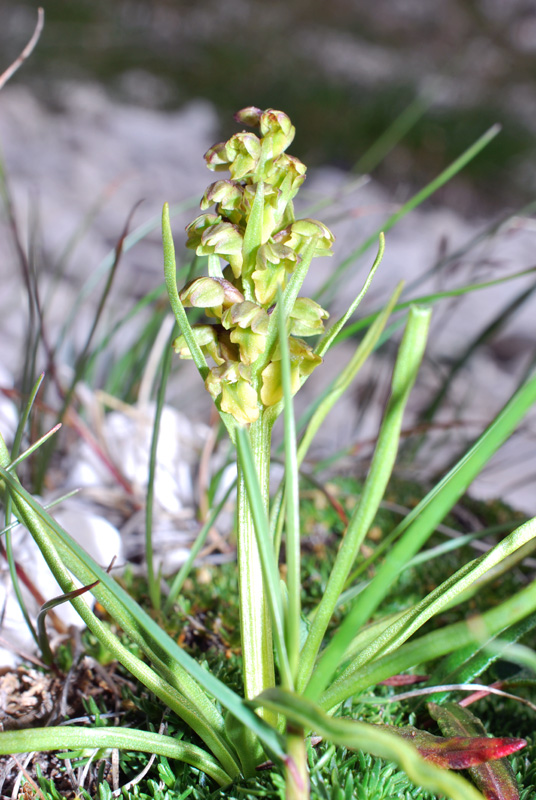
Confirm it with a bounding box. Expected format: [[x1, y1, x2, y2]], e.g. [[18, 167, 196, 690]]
[[317, 124, 501, 302], [315, 233, 385, 358], [300, 305, 431, 698], [340, 516, 536, 672], [0, 457, 287, 764], [321, 575, 536, 710], [251, 688, 486, 800], [0, 726, 233, 787], [326, 372, 536, 662], [145, 322, 176, 611], [277, 290, 301, 681]]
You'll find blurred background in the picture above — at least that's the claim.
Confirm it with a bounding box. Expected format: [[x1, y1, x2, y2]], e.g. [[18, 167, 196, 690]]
[[2, 0, 536, 214]]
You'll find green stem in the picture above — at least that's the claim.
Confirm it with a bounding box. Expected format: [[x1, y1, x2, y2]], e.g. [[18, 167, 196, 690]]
[[236, 412, 276, 707], [285, 728, 309, 800]]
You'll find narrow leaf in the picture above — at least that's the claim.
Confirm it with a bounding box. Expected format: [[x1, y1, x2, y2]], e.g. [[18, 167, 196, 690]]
[[301, 305, 431, 698], [317, 123, 501, 301], [315, 233, 385, 358], [37, 579, 99, 666], [429, 702, 523, 800], [0, 726, 232, 787], [277, 289, 301, 680], [251, 688, 486, 800], [236, 426, 292, 688], [0, 463, 286, 765], [383, 726, 526, 770], [162, 203, 208, 378], [320, 575, 536, 710], [330, 372, 536, 663]]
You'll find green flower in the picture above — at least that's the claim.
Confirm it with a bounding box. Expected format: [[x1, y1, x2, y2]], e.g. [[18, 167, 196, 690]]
[[205, 133, 262, 181], [173, 325, 239, 366], [201, 180, 244, 224], [259, 108, 296, 158], [221, 301, 270, 334], [252, 241, 298, 305], [206, 362, 259, 425], [274, 218, 335, 257], [176, 106, 336, 427], [185, 213, 222, 250], [260, 337, 322, 407], [289, 297, 329, 337], [221, 301, 270, 365]]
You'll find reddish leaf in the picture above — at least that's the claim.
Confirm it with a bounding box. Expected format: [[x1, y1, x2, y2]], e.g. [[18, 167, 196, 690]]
[[415, 735, 525, 770], [380, 725, 525, 771], [428, 702, 525, 800], [379, 674, 428, 686]]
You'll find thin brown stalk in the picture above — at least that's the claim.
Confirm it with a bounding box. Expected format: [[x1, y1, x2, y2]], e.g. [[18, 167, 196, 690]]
[[0, 8, 44, 91]]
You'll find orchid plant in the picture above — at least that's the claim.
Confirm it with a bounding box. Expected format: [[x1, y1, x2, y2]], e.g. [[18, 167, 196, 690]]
[[0, 107, 535, 800]]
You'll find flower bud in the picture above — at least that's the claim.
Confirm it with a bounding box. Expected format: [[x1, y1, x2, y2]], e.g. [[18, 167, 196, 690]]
[[230, 328, 267, 365], [221, 301, 269, 334], [273, 218, 335, 257], [196, 221, 245, 278], [264, 154, 307, 202], [173, 324, 226, 365], [185, 213, 222, 250], [180, 277, 244, 310], [204, 142, 232, 172], [252, 242, 297, 305], [234, 106, 263, 127], [224, 133, 262, 180]]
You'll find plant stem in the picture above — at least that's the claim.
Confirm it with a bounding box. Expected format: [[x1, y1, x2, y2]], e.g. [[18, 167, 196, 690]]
[[236, 412, 276, 709], [285, 727, 309, 800]]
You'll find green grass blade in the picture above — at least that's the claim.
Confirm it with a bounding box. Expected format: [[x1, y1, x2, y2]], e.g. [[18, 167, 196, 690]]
[[321, 575, 536, 710], [298, 282, 403, 468], [251, 688, 485, 800], [335, 265, 536, 345], [426, 613, 536, 705], [277, 290, 301, 681], [6, 423, 61, 473], [3, 372, 47, 649], [299, 305, 431, 699], [420, 279, 536, 423], [354, 94, 430, 175], [0, 459, 286, 764], [315, 233, 385, 359], [270, 281, 402, 559], [163, 203, 208, 379], [0, 726, 233, 787], [342, 516, 536, 672], [328, 372, 536, 660], [317, 123, 501, 302], [55, 200, 197, 357]]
